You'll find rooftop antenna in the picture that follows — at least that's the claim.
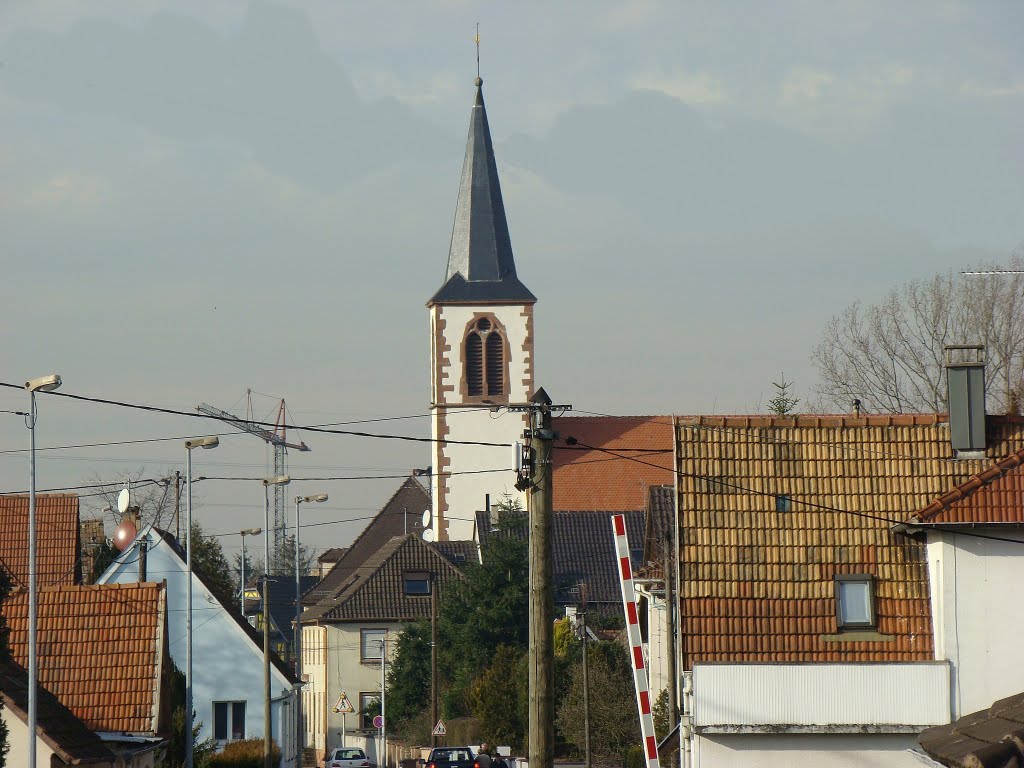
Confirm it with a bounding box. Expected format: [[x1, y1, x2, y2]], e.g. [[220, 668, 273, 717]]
[[475, 23, 481, 81]]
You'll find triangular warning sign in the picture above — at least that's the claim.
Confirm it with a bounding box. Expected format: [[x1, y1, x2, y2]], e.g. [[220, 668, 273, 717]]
[[432, 720, 446, 736], [333, 693, 355, 714]]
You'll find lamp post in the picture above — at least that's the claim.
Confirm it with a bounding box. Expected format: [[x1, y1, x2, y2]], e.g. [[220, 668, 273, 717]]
[[184, 436, 219, 768], [262, 476, 290, 768], [294, 493, 327, 764], [24, 374, 61, 768], [239, 528, 262, 616]]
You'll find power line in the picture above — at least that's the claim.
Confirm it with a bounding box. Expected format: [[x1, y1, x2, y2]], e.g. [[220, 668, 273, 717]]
[[0, 381, 511, 448], [563, 437, 1024, 550]]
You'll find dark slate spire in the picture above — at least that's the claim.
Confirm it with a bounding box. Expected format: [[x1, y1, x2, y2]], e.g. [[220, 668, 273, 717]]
[[429, 78, 536, 305]]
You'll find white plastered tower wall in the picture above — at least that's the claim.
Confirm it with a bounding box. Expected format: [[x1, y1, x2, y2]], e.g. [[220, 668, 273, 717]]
[[426, 76, 537, 542], [430, 302, 533, 541]]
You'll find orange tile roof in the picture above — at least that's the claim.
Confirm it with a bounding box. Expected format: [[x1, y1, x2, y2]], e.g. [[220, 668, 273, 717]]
[[552, 416, 674, 511], [913, 446, 1024, 525], [675, 414, 1024, 667], [0, 494, 80, 587], [3, 582, 166, 734]]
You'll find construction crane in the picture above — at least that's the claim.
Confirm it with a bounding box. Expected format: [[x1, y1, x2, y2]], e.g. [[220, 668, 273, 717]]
[[197, 392, 310, 567]]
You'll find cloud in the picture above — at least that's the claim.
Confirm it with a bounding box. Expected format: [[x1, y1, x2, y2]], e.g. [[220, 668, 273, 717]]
[[350, 68, 461, 107], [631, 69, 729, 106], [959, 80, 1024, 100], [10, 171, 109, 213], [775, 63, 915, 140]]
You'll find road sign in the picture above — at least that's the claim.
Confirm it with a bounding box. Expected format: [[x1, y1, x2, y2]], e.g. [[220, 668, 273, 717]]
[[333, 693, 354, 714], [432, 720, 446, 736], [373, 715, 384, 729]]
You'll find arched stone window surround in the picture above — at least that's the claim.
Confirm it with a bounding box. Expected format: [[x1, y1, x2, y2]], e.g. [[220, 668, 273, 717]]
[[460, 312, 511, 403]]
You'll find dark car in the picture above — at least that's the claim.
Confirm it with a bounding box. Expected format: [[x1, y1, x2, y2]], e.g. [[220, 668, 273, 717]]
[[426, 747, 475, 768]]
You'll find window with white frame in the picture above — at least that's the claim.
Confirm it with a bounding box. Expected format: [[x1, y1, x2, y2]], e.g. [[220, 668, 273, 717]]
[[835, 574, 876, 629], [360, 628, 386, 662], [213, 701, 246, 742]]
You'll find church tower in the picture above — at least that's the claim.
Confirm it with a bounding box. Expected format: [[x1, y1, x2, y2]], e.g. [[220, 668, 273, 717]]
[[428, 77, 536, 541]]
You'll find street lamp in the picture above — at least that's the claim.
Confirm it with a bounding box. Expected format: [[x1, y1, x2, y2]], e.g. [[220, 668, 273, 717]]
[[294, 492, 328, 763], [24, 373, 61, 768], [262, 475, 290, 768], [184, 435, 219, 768], [239, 528, 262, 616]]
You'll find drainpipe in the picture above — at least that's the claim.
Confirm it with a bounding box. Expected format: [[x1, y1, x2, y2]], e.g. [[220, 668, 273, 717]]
[[681, 672, 693, 768]]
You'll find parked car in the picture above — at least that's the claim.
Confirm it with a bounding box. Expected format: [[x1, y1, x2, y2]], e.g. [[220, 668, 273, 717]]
[[326, 747, 371, 768], [426, 747, 475, 768]]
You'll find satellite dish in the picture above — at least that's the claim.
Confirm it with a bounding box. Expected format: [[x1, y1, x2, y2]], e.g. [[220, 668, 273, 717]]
[[421, 509, 432, 528], [422, 528, 435, 543], [117, 487, 130, 514], [113, 518, 137, 551]]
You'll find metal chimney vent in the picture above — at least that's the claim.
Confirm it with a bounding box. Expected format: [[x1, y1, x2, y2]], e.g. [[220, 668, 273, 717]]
[[946, 345, 986, 456]]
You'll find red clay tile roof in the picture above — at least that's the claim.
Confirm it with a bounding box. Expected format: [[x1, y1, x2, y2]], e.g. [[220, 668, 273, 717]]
[[553, 416, 674, 511], [919, 691, 1024, 766], [0, 493, 80, 587], [913, 446, 1024, 525], [0, 661, 116, 764], [3, 582, 166, 734], [675, 414, 1024, 667]]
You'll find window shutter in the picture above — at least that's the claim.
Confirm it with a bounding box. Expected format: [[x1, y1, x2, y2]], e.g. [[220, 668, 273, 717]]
[[486, 332, 504, 395], [466, 332, 483, 395]]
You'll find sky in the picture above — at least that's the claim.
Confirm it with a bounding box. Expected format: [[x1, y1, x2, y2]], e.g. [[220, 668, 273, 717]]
[[2, 0, 1023, 561]]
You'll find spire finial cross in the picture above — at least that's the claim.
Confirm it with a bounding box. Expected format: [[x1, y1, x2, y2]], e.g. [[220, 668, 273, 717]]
[[475, 23, 481, 84]]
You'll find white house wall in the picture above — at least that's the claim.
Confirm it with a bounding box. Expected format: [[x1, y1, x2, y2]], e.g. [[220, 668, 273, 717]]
[[693, 733, 923, 767], [927, 528, 1024, 718], [98, 531, 297, 765], [2, 709, 63, 768], [312, 622, 404, 764], [636, 587, 672, 699]]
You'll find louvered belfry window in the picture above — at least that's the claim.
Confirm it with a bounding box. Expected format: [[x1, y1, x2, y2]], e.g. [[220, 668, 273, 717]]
[[466, 332, 484, 396], [486, 332, 504, 395], [464, 316, 505, 398]]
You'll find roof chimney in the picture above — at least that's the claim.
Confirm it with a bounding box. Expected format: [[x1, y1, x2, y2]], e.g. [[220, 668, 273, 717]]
[[946, 345, 987, 457]]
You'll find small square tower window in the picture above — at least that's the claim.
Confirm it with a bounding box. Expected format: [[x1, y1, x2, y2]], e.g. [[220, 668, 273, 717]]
[[835, 574, 876, 629], [775, 495, 791, 512]]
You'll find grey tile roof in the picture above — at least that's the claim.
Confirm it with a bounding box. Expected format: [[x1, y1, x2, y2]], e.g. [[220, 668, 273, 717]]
[[919, 691, 1024, 766], [315, 535, 465, 622], [302, 477, 429, 616], [642, 485, 675, 566], [0, 660, 116, 764], [433, 539, 479, 566], [475, 510, 646, 605], [429, 82, 535, 306]]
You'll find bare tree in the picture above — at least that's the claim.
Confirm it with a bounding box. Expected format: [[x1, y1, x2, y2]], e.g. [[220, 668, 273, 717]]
[[81, 469, 178, 532], [812, 253, 1024, 414]]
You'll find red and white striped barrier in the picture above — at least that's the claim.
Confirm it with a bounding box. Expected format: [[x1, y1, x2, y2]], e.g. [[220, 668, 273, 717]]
[[611, 514, 660, 768]]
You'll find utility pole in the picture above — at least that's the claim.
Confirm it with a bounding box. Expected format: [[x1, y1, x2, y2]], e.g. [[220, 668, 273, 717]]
[[663, 533, 677, 726], [263, 573, 273, 768], [511, 388, 571, 768], [174, 470, 181, 542], [431, 584, 438, 749], [580, 582, 591, 768]]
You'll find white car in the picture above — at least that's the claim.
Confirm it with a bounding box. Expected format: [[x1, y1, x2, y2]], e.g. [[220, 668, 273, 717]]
[[326, 748, 371, 768]]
